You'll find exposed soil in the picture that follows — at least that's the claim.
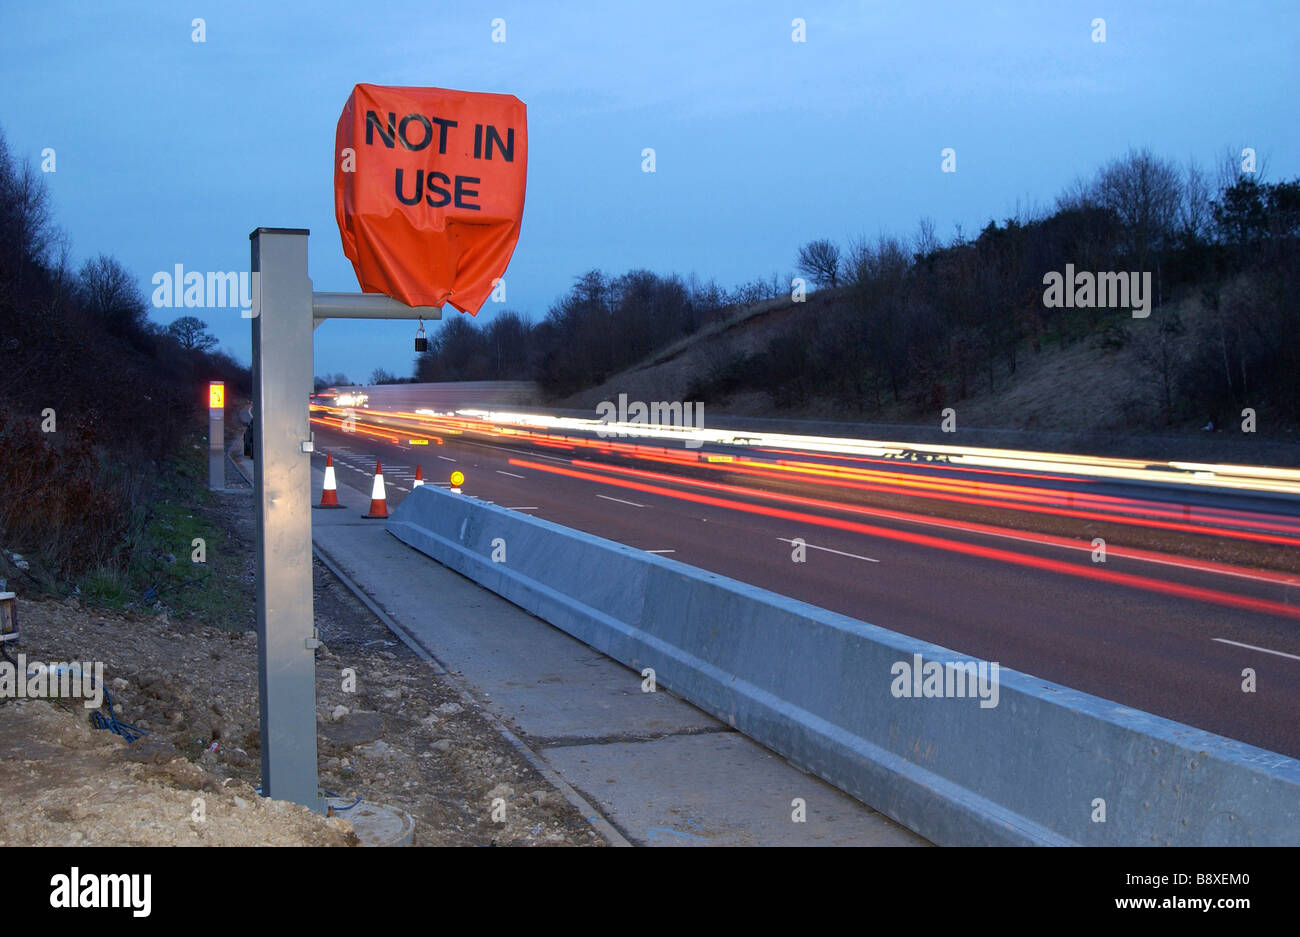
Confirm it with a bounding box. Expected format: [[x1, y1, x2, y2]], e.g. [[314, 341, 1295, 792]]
[[0, 460, 602, 847]]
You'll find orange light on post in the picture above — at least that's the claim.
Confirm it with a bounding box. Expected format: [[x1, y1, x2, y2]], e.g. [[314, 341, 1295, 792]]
[[208, 382, 225, 491]]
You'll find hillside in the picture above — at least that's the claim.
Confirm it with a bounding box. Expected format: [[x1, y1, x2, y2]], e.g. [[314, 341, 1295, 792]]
[[558, 277, 1299, 465]]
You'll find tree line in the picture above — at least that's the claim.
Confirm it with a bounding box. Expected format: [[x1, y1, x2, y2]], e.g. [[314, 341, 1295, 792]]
[[0, 127, 248, 577], [409, 147, 1297, 432], [714, 147, 1300, 430], [412, 270, 787, 397]]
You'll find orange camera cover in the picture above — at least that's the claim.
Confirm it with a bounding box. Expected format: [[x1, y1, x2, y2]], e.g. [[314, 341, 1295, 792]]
[[334, 84, 527, 313]]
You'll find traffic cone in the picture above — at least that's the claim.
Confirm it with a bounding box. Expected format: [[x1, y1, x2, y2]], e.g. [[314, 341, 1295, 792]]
[[412, 465, 424, 488], [362, 460, 389, 518], [314, 454, 346, 509]]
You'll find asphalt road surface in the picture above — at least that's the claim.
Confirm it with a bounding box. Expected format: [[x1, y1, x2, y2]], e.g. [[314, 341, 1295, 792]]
[[304, 409, 1300, 759]]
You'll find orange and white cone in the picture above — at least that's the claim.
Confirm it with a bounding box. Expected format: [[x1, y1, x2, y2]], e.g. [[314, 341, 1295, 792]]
[[314, 454, 346, 509], [362, 460, 389, 518], [412, 465, 424, 488]]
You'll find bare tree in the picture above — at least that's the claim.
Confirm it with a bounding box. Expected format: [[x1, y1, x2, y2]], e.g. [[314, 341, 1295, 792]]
[[1095, 148, 1182, 268], [1178, 159, 1212, 245], [166, 315, 218, 351], [913, 217, 940, 259], [484, 310, 531, 378], [78, 254, 147, 337], [796, 239, 841, 289], [1054, 174, 1098, 213], [0, 129, 58, 290], [1216, 144, 1268, 193], [1132, 311, 1188, 426]]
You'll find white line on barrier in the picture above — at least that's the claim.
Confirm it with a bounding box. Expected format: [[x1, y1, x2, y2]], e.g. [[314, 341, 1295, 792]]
[[497, 470, 525, 478], [777, 537, 879, 564], [1212, 638, 1300, 662], [597, 494, 646, 508]]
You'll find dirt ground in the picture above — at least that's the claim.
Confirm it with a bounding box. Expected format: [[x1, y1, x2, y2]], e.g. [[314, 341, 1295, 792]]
[[0, 472, 603, 847]]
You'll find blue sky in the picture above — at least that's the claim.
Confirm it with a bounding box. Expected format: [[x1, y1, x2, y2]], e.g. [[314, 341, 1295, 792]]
[[2, 1, 1296, 382]]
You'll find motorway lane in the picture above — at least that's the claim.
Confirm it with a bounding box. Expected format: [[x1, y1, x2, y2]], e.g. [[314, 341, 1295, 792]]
[[308, 421, 1300, 758]]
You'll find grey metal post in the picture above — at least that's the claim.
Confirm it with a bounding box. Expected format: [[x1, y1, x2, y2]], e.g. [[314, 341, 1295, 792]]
[[208, 382, 224, 491], [250, 228, 321, 811]]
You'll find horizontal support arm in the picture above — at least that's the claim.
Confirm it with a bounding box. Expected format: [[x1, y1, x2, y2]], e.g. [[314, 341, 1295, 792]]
[[311, 291, 444, 321]]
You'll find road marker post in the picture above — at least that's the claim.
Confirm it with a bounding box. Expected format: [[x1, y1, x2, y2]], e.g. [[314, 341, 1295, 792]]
[[208, 381, 224, 490]]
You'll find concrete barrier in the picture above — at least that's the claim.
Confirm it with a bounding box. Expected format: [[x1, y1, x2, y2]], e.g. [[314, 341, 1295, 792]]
[[337, 381, 540, 413], [387, 485, 1300, 845]]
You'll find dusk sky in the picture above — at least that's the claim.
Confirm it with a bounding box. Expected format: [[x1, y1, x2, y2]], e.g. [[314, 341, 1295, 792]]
[[2, 1, 1295, 382]]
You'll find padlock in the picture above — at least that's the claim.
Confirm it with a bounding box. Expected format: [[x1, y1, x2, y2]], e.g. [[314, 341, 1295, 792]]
[[414, 318, 428, 353]]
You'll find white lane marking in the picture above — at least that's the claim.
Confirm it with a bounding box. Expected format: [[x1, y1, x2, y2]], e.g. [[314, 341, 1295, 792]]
[[489, 444, 573, 465], [597, 494, 646, 508], [776, 537, 879, 563], [505, 506, 539, 511], [497, 470, 525, 478], [439, 455, 457, 462], [1212, 638, 1300, 662], [646, 549, 676, 554], [393, 485, 410, 491], [816, 505, 1297, 586]]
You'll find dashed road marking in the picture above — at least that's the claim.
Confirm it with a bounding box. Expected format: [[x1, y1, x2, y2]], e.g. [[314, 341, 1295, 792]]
[[776, 537, 879, 564], [597, 494, 646, 508], [1212, 638, 1300, 662]]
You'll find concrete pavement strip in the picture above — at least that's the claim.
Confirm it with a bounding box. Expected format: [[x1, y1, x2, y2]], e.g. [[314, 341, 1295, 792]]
[[285, 458, 928, 845]]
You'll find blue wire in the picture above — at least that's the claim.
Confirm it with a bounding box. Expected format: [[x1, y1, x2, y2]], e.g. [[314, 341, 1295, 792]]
[[87, 684, 361, 809], [90, 687, 148, 743]]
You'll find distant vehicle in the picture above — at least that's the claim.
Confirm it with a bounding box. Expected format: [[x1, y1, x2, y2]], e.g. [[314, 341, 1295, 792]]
[[311, 386, 368, 408]]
